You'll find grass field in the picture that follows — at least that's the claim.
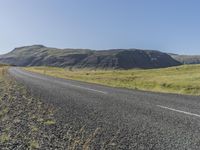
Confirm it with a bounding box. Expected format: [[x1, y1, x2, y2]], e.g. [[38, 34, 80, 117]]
[[24, 64, 200, 95]]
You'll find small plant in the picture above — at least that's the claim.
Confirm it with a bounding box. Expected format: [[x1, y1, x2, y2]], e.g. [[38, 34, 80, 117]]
[[30, 126, 39, 132], [0, 107, 8, 118], [43, 119, 56, 125], [82, 128, 100, 150], [29, 140, 40, 149], [0, 133, 10, 143]]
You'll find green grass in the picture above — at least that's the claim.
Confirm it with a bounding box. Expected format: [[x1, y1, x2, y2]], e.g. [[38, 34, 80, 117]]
[[24, 64, 200, 95], [43, 120, 56, 125]]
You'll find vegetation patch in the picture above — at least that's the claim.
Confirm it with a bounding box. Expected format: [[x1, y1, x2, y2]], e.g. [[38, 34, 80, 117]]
[[43, 120, 56, 125], [25, 64, 200, 95]]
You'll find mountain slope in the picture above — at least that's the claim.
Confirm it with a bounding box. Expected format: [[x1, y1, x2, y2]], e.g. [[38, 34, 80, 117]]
[[0, 45, 182, 69], [170, 54, 200, 64]]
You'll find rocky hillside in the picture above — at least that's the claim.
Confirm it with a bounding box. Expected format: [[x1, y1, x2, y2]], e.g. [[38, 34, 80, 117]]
[[170, 54, 200, 64], [0, 45, 182, 69]]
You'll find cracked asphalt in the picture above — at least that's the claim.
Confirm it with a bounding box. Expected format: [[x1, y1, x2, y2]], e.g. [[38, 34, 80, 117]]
[[8, 67, 200, 150]]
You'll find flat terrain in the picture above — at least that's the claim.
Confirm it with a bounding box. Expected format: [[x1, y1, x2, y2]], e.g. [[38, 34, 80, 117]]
[[8, 67, 200, 149], [26, 64, 200, 95]]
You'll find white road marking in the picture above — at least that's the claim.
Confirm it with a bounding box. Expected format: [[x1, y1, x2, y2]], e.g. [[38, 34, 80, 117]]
[[63, 83, 108, 94], [10, 68, 108, 95], [157, 105, 200, 118]]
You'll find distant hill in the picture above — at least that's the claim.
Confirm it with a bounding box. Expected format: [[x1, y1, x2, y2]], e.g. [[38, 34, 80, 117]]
[[0, 45, 182, 69], [170, 54, 200, 64]]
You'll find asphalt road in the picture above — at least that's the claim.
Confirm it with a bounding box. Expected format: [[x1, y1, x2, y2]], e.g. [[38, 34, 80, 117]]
[[8, 67, 200, 150]]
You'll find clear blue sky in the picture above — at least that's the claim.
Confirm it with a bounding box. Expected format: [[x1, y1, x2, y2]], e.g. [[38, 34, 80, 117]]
[[0, 0, 200, 55]]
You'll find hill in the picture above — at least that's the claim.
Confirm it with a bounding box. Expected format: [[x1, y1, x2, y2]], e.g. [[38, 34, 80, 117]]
[[0, 45, 181, 69], [170, 54, 200, 64]]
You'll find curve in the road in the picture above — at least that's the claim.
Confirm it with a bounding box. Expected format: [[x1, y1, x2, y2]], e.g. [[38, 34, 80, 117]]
[[8, 67, 200, 150]]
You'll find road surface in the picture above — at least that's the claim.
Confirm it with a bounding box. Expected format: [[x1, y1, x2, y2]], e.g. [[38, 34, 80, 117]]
[[8, 67, 200, 149]]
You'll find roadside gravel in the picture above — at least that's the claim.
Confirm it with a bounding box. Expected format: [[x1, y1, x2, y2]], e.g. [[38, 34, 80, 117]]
[[0, 75, 103, 149]]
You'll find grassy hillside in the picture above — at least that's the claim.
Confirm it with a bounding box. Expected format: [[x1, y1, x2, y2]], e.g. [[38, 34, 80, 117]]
[[25, 64, 200, 95]]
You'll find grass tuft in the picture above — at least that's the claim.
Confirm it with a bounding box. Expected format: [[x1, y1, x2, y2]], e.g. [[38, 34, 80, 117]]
[[29, 140, 40, 149], [43, 119, 56, 125], [0, 133, 10, 143]]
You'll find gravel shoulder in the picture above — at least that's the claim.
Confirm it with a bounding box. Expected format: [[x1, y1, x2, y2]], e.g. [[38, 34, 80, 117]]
[[0, 70, 103, 149]]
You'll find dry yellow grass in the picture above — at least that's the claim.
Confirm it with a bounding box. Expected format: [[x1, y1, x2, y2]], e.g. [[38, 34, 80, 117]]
[[0, 65, 9, 78], [25, 64, 200, 95]]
